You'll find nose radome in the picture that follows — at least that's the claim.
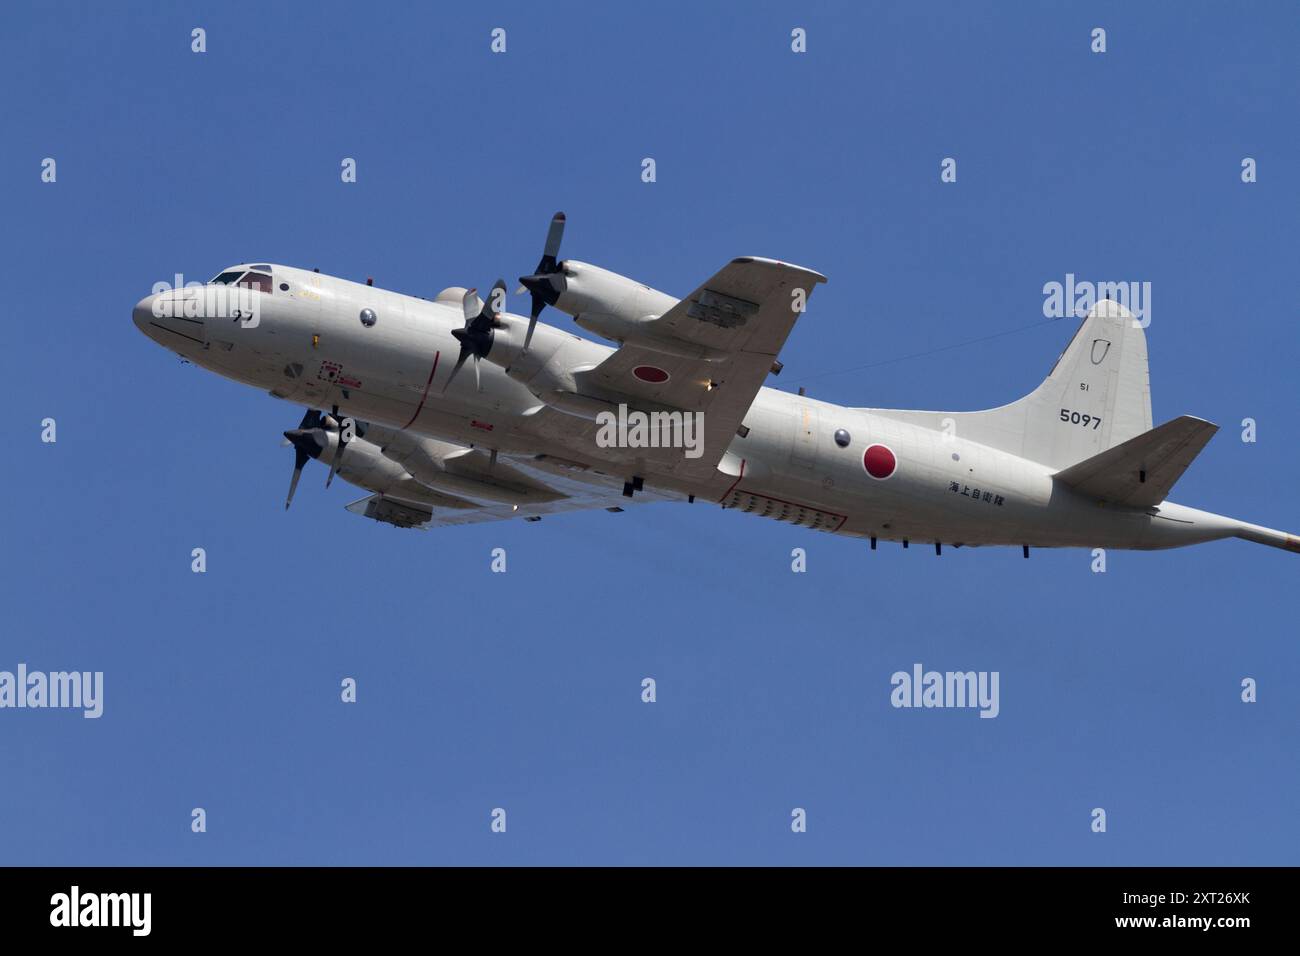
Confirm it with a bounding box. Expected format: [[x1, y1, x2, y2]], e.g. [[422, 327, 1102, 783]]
[[132, 294, 156, 334], [134, 290, 208, 347]]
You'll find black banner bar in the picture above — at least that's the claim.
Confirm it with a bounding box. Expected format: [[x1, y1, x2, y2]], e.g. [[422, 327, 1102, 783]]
[[0, 866, 1276, 941]]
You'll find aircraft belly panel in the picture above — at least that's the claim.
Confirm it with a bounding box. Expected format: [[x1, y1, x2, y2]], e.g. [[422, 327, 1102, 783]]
[[721, 489, 846, 532]]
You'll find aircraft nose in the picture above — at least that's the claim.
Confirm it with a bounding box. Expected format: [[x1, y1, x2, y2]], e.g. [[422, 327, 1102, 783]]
[[133, 290, 206, 346], [132, 294, 156, 334]]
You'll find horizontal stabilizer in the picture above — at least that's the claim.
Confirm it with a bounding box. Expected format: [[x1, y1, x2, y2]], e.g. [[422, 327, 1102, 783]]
[[1053, 415, 1218, 507]]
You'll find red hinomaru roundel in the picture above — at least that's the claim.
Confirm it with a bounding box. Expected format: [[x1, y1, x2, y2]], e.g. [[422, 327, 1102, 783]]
[[862, 443, 897, 479], [632, 365, 670, 384]]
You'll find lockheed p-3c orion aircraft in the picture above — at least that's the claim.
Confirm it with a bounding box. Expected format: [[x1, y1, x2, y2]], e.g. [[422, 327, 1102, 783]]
[[132, 213, 1298, 557]]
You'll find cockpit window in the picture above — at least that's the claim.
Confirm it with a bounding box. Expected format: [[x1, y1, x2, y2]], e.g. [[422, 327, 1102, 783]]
[[238, 271, 273, 294], [210, 270, 245, 285]]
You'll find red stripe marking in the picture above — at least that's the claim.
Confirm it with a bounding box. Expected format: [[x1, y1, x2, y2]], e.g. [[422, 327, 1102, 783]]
[[718, 458, 746, 502], [400, 350, 440, 430]]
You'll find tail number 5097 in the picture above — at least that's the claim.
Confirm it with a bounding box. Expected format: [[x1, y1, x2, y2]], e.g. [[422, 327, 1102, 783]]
[[1060, 408, 1102, 429]]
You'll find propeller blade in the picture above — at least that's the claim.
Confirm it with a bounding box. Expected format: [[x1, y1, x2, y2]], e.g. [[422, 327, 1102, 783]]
[[324, 411, 350, 489], [462, 288, 481, 322], [283, 409, 324, 510], [520, 272, 565, 349], [540, 211, 565, 270], [473, 355, 481, 392], [516, 212, 569, 351], [485, 279, 507, 319], [442, 347, 470, 393], [325, 435, 346, 488], [285, 448, 308, 510]]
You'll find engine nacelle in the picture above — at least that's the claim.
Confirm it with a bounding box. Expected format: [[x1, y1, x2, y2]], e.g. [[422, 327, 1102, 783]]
[[546, 261, 730, 361], [476, 318, 673, 423], [553, 260, 677, 342], [366, 427, 563, 505]]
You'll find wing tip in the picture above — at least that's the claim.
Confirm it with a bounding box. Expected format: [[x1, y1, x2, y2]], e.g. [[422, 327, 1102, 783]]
[[731, 256, 827, 284], [1171, 413, 1220, 432]]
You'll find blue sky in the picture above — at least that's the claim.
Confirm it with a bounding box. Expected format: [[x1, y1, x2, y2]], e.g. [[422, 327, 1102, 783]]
[[2, 0, 1297, 865]]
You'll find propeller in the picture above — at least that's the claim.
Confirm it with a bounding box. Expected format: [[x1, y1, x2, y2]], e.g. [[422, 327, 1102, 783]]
[[282, 408, 363, 504], [444, 279, 507, 393], [324, 406, 351, 489], [282, 408, 323, 510], [516, 211, 566, 350]]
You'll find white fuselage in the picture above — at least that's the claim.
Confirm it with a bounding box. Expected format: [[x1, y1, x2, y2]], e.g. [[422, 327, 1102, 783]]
[[131, 265, 1259, 552]]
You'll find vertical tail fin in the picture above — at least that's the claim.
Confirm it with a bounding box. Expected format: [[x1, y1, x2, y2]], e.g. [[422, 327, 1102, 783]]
[[875, 299, 1153, 469]]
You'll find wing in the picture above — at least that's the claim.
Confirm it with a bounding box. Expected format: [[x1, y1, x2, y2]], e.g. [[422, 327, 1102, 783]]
[[344, 455, 681, 529], [572, 257, 825, 479]]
